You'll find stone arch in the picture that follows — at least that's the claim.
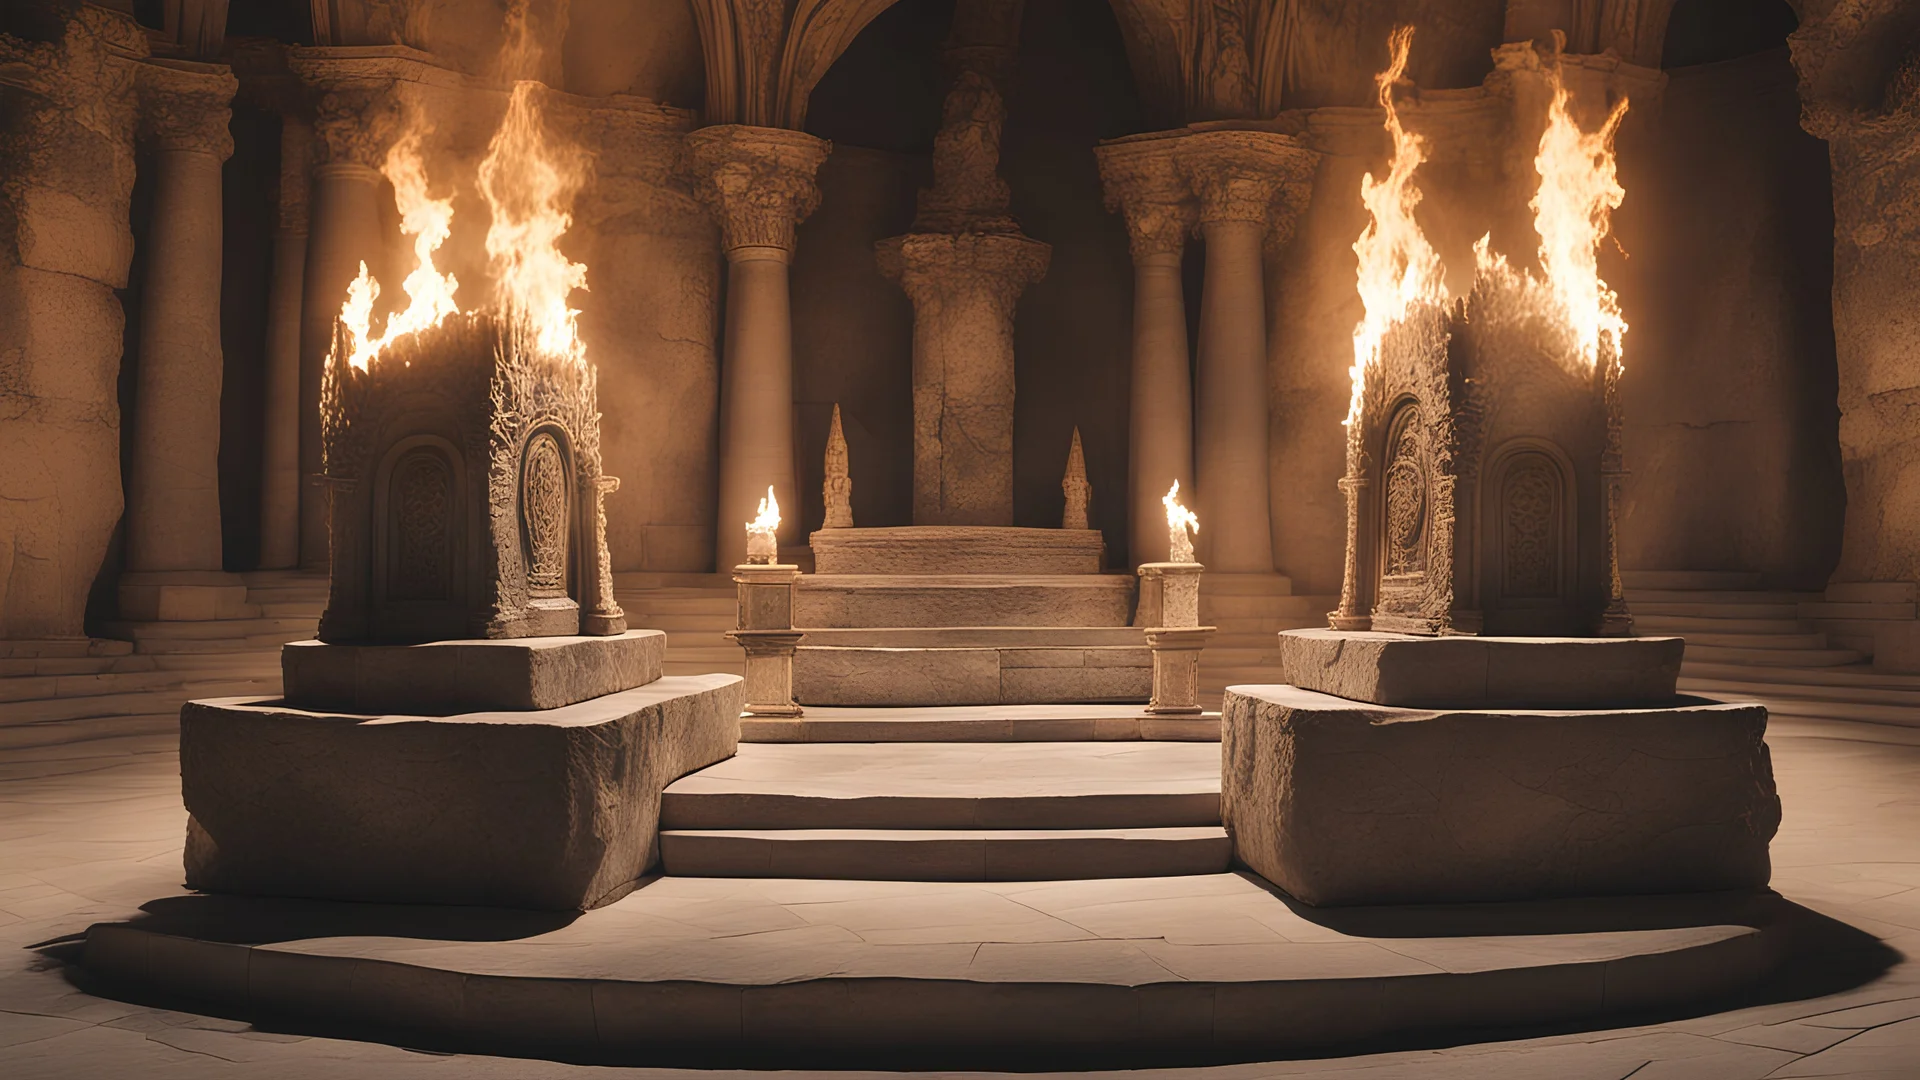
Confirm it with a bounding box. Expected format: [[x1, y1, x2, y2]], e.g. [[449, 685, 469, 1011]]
[[370, 433, 468, 642]]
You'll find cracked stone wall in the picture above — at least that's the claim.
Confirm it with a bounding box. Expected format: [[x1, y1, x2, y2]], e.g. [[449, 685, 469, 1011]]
[[0, 9, 140, 638], [1620, 46, 1843, 589]]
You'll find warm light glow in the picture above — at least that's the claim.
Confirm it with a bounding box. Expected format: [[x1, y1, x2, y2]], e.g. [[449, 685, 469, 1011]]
[[337, 126, 462, 371], [1347, 25, 1449, 427], [477, 80, 591, 366], [1530, 75, 1629, 372], [746, 486, 781, 564], [1163, 481, 1198, 564]]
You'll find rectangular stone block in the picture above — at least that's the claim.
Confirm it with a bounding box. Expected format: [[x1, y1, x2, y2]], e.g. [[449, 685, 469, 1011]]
[[281, 630, 665, 714], [793, 646, 1002, 707], [181, 674, 745, 911], [1221, 684, 1780, 906], [810, 526, 1106, 575], [793, 574, 1135, 628], [1279, 629, 1684, 708]]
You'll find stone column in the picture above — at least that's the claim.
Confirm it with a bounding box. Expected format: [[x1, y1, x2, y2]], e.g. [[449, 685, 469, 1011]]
[[294, 82, 395, 571], [258, 113, 311, 570], [1097, 134, 1196, 565], [688, 125, 829, 570], [1176, 130, 1317, 574], [119, 60, 244, 622]]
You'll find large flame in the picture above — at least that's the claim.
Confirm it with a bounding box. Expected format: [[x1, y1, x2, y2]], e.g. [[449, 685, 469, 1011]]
[[338, 124, 461, 371], [1163, 481, 1198, 564], [477, 80, 591, 365], [1530, 75, 1629, 372], [1347, 25, 1449, 427]]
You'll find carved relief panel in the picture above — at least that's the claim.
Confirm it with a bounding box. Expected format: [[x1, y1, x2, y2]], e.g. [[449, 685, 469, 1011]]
[[520, 431, 572, 601], [370, 435, 467, 642]]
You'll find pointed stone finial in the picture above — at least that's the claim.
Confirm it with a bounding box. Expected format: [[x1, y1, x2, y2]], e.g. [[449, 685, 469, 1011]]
[[823, 403, 854, 529], [1062, 427, 1091, 530]]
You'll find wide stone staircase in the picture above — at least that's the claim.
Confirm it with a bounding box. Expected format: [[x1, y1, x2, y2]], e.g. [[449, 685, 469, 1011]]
[[659, 717, 1230, 881], [0, 570, 326, 749], [1627, 570, 1920, 726], [613, 572, 743, 678]]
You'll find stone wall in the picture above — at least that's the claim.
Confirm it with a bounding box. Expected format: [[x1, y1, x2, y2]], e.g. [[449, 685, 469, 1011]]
[[0, 8, 141, 638], [1620, 46, 1843, 588]]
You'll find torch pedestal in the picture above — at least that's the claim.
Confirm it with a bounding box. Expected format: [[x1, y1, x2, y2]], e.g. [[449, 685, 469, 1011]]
[[1139, 561, 1215, 715], [731, 564, 804, 717]]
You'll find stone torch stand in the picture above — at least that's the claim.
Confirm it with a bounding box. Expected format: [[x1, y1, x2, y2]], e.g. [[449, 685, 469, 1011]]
[[1139, 562, 1215, 715], [729, 564, 804, 717]]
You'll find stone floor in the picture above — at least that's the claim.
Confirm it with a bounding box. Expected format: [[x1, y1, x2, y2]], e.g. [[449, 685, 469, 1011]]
[[4, 715, 1920, 1077]]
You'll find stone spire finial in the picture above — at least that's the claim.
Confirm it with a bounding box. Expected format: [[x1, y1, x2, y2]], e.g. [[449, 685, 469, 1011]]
[[1062, 427, 1091, 530], [823, 402, 854, 529]]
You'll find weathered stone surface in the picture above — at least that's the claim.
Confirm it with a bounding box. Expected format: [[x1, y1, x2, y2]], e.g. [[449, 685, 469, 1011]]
[[280, 631, 666, 714], [1279, 629, 1684, 707], [795, 574, 1136, 628], [1221, 684, 1780, 906], [811, 525, 1106, 575], [795, 643, 1150, 706], [181, 674, 745, 911]]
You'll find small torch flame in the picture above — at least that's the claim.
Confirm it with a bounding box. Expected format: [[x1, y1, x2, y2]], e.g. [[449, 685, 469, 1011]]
[[1163, 481, 1198, 564], [746, 486, 781, 565]]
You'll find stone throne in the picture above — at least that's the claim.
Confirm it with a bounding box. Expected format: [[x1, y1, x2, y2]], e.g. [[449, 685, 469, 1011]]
[[1330, 273, 1631, 638], [317, 311, 625, 644]]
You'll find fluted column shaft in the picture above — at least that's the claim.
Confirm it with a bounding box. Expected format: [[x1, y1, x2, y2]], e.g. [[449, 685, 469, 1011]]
[[258, 114, 310, 570], [124, 62, 238, 577], [1097, 137, 1196, 565], [689, 125, 829, 570]]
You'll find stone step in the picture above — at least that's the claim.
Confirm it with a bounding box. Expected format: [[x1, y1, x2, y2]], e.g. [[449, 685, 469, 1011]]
[[1824, 581, 1918, 604], [1199, 572, 1296, 597], [0, 637, 135, 659], [636, 612, 736, 631], [1200, 594, 1319, 619], [1635, 614, 1809, 634], [0, 666, 265, 704], [661, 742, 1220, 831], [1633, 601, 1803, 619], [794, 574, 1135, 629], [102, 616, 317, 641], [1675, 631, 1830, 650], [739, 704, 1218, 743], [0, 677, 276, 726], [619, 596, 736, 616], [1683, 675, 1920, 710], [1625, 589, 1816, 605], [1801, 600, 1919, 621], [658, 825, 1231, 881], [1682, 679, 1920, 727], [811, 526, 1106, 576], [612, 572, 732, 590], [1683, 660, 1920, 690], [1620, 569, 1765, 591], [255, 601, 325, 619], [0, 711, 179, 751], [0, 653, 159, 678], [1682, 643, 1864, 667], [1204, 647, 1282, 665]]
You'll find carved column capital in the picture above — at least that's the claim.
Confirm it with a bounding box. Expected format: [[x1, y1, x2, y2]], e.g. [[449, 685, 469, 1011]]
[[875, 231, 1050, 309], [1174, 128, 1319, 232], [308, 83, 402, 171], [685, 124, 831, 255], [1096, 134, 1197, 260], [136, 60, 238, 159]]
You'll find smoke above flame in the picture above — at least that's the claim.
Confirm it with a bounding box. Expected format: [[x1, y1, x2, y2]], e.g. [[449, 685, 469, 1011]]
[[333, 5, 590, 373], [1349, 28, 1630, 418], [1347, 25, 1448, 427]]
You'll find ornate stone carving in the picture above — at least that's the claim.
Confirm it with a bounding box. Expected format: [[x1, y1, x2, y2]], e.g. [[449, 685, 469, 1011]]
[[1062, 427, 1091, 530], [685, 124, 829, 254], [135, 60, 237, 158], [1095, 134, 1196, 260], [1174, 128, 1319, 232], [822, 403, 853, 529], [310, 84, 401, 170], [320, 312, 625, 642], [1332, 268, 1629, 637]]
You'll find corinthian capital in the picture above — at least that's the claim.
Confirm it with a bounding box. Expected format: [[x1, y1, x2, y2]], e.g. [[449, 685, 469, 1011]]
[[136, 59, 238, 159], [1095, 133, 1196, 260], [310, 84, 402, 170], [686, 125, 831, 255], [1174, 129, 1318, 229]]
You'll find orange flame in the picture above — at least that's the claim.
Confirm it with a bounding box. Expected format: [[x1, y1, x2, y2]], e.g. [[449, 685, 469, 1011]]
[[1530, 75, 1629, 372], [746, 486, 781, 563], [1348, 25, 1449, 427], [1163, 481, 1198, 563], [338, 123, 461, 371], [477, 80, 591, 366]]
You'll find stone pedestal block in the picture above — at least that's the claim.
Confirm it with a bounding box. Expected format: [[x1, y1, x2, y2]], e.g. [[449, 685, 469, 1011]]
[[1145, 626, 1215, 714], [1279, 629, 1683, 707], [729, 629, 805, 716], [1137, 562, 1204, 628], [1221, 683, 1780, 906], [280, 631, 665, 714], [180, 675, 746, 911], [734, 563, 800, 629]]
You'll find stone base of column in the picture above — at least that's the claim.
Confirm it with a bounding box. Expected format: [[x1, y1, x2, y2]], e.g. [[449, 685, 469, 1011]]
[[727, 630, 805, 717], [1144, 626, 1216, 715], [118, 571, 250, 622]]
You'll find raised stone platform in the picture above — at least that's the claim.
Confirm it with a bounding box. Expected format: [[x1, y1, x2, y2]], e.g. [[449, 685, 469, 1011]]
[[1280, 628, 1686, 707], [794, 628, 1149, 706], [79, 876, 1793, 1064], [1222, 683, 1780, 906], [180, 674, 746, 911], [741, 702, 1217, 742], [811, 525, 1105, 574], [794, 574, 1136, 628], [281, 630, 665, 714]]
